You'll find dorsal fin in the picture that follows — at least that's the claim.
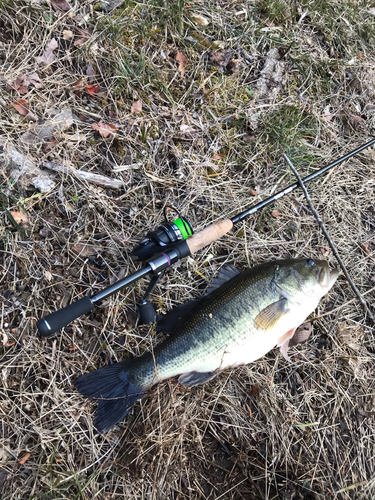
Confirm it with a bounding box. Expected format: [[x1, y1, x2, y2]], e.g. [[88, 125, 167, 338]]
[[156, 265, 241, 334], [204, 265, 241, 296]]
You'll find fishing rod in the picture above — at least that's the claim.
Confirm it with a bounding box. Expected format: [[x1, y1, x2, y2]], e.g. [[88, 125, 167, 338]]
[[37, 137, 375, 337]]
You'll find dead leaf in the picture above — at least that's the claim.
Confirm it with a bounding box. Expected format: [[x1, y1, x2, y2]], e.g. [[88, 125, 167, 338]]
[[6, 75, 24, 92], [250, 185, 261, 196], [367, 8, 375, 15], [86, 84, 100, 95], [92, 122, 118, 138], [44, 270, 53, 281], [322, 105, 334, 122], [292, 199, 303, 214], [72, 79, 84, 92], [24, 73, 42, 89], [19, 453, 31, 465], [289, 323, 312, 347], [361, 242, 371, 256], [20, 108, 74, 145], [63, 29, 74, 40], [3, 143, 56, 192], [50, 0, 70, 10], [74, 37, 88, 46], [7, 73, 42, 93], [210, 50, 232, 71], [176, 51, 187, 77], [43, 138, 59, 151], [10, 211, 28, 224], [190, 13, 210, 26], [179, 123, 198, 139], [350, 115, 367, 130], [211, 153, 224, 160], [271, 209, 282, 218], [6, 73, 43, 94], [180, 124, 196, 133], [86, 63, 95, 83], [131, 99, 142, 114], [11, 99, 29, 116], [243, 134, 255, 142], [71, 243, 100, 257], [11, 99, 38, 122], [36, 38, 58, 66]]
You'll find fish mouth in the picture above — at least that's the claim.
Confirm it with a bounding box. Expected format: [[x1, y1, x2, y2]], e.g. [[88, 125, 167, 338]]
[[318, 262, 339, 290]]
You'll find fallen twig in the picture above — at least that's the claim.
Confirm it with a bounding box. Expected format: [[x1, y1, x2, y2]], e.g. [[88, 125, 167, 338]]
[[43, 161, 124, 190], [283, 153, 374, 324]]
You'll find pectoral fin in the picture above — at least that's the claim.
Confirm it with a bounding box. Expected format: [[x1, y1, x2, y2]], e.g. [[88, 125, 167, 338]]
[[254, 298, 289, 331], [277, 327, 296, 361]]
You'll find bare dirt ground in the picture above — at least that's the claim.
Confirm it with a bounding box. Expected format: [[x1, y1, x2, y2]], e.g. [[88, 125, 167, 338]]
[[1, 0, 375, 498]]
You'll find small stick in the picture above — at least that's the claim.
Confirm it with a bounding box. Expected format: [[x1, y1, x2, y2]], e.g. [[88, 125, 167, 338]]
[[283, 154, 374, 323], [43, 161, 124, 190]]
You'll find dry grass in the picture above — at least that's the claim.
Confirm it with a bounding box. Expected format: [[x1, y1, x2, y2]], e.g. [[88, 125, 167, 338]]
[[1, 0, 375, 498]]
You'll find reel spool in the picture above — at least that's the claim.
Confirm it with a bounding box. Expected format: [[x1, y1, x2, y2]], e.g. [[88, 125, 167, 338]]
[[131, 207, 193, 261]]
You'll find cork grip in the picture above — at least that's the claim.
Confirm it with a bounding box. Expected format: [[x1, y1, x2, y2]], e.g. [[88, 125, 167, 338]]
[[186, 219, 233, 255]]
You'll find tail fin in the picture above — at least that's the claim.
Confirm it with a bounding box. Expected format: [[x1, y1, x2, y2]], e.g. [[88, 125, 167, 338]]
[[75, 361, 146, 433]]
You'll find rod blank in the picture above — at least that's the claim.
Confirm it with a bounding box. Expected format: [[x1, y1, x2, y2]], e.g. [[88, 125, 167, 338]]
[[231, 138, 375, 225]]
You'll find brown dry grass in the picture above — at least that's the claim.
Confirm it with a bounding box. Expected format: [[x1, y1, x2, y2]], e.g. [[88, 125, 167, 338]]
[[1, 0, 375, 499]]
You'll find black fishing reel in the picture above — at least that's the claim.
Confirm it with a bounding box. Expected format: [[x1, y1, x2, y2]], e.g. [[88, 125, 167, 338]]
[[132, 207, 194, 324], [131, 207, 193, 261]]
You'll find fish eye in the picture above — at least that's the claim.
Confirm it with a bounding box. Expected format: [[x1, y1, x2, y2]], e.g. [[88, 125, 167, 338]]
[[306, 259, 315, 267]]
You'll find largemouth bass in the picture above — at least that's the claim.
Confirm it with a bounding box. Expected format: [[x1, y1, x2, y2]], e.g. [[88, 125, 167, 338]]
[[76, 258, 339, 433]]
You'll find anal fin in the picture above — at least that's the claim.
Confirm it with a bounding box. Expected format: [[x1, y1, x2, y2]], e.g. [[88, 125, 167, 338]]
[[178, 370, 220, 387]]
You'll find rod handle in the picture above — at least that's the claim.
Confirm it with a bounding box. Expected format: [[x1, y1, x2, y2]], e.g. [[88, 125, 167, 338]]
[[37, 296, 94, 337], [186, 218, 233, 254]]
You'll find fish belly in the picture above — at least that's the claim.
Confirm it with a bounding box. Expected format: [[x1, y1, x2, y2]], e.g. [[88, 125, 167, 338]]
[[220, 298, 319, 368]]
